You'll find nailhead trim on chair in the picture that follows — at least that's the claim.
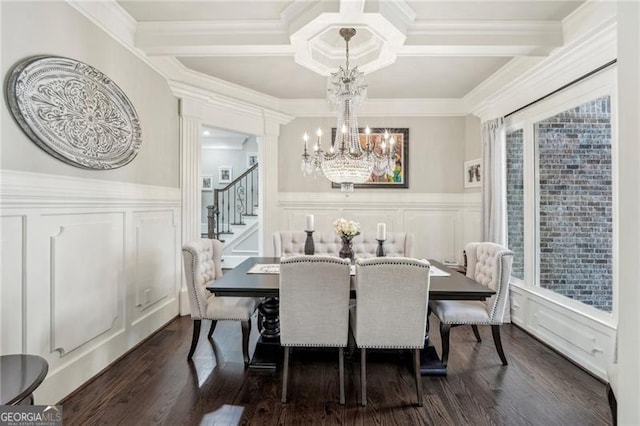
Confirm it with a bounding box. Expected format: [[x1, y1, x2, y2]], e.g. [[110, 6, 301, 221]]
[[281, 256, 350, 266], [358, 344, 424, 349], [356, 259, 430, 269], [489, 250, 513, 322], [182, 246, 204, 320], [281, 343, 348, 347]]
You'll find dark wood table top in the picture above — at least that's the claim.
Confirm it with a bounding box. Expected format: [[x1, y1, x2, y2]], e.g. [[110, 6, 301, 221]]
[[208, 257, 494, 301], [0, 354, 48, 405]]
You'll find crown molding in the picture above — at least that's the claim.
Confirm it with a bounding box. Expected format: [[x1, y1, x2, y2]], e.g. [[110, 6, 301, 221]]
[[464, 1, 617, 121], [65, 0, 167, 79], [154, 57, 283, 111], [65, 0, 618, 123]]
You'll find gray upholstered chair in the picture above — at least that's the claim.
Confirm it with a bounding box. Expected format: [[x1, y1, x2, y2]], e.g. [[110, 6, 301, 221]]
[[279, 255, 351, 404], [351, 257, 431, 407], [182, 239, 259, 363], [273, 231, 413, 258], [429, 242, 513, 367]]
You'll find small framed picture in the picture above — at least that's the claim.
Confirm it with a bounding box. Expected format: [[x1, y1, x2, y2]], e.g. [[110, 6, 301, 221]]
[[464, 158, 482, 188], [219, 166, 232, 184], [247, 152, 258, 168], [201, 176, 213, 191]]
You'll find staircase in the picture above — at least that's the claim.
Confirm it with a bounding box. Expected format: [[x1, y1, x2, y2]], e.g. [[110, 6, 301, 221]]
[[206, 163, 259, 267]]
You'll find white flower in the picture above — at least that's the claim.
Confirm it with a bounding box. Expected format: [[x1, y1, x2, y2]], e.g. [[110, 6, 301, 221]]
[[333, 217, 361, 239]]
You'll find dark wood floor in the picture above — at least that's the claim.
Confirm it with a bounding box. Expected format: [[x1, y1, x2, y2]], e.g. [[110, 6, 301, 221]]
[[62, 315, 611, 425]]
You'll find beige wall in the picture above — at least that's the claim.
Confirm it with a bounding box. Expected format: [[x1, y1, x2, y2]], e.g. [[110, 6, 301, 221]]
[[464, 114, 481, 161], [1, 1, 179, 187], [279, 116, 466, 193]]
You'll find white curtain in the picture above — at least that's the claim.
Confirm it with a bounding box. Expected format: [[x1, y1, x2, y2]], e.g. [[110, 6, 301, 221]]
[[481, 117, 507, 245]]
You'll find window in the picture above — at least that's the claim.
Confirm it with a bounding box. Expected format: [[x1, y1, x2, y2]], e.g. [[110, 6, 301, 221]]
[[535, 96, 613, 312], [506, 129, 525, 281], [506, 90, 614, 314]]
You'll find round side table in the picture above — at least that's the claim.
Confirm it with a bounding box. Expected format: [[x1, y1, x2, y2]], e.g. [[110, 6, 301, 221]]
[[0, 354, 48, 405]]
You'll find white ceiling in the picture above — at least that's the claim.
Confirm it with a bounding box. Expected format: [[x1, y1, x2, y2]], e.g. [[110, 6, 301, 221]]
[[118, 0, 586, 100]]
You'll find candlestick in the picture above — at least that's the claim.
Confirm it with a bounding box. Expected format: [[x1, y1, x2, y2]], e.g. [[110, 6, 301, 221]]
[[306, 214, 314, 231], [376, 239, 386, 257], [305, 231, 315, 255], [376, 223, 386, 241]]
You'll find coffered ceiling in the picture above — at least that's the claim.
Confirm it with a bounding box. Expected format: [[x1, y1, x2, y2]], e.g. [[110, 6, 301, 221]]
[[118, 0, 586, 100]]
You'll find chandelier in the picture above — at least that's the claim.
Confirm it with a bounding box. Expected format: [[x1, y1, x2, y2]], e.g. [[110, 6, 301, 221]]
[[301, 28, 396, 192]]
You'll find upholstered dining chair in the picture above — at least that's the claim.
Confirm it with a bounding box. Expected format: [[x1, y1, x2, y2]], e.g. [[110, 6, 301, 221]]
[[429, 242, 513, 367], [279, 255, 351, 404], [273, 231, 413, 258], [182, 239, 259, 363], [351, 257, 431, 407]]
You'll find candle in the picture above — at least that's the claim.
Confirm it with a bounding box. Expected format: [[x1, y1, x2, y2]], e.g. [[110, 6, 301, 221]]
[[303, 132, 308, 150], [306, 214, 315, 231], [377, 223, 386, 241]]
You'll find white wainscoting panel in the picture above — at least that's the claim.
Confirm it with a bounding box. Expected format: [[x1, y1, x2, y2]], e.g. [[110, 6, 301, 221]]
[[49, 219, 122, 355], [462, 208, 482, 249], [510, 283, 615, 379], [277, 192, 480, 262], [1, 215, 25, 353], [133, 211, 178, 314], [0, 170, 180, 403], [509, 286, 526, 326]]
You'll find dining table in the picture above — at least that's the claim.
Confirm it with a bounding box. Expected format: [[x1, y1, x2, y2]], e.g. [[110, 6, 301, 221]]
[[207, 257, 494, 375]]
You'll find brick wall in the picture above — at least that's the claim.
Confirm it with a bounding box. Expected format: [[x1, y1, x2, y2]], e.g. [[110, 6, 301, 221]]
[[536, 96, 612, 312], [507, 129, 525, 280]]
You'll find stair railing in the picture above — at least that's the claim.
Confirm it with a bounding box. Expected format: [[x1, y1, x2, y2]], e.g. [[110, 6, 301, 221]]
[[207, 163, 258, 240]]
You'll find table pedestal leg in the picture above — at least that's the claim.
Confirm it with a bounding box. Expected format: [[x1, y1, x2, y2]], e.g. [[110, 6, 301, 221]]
[[420, 310, 447, 375], [420, 335, 447, 376], [249, 297, 282, 372]]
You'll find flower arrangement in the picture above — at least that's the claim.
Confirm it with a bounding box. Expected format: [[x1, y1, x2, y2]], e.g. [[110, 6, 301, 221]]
[[333, 218, 361, 240]]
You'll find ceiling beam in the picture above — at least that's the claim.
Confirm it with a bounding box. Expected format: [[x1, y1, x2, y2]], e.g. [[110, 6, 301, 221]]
[[135, 19, 562, 59]]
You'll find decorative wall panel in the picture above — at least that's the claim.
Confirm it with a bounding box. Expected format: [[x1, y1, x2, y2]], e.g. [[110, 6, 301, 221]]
[[7, 56, 142, 169], [0, 216, 25, 354], [278, 193, 478, 263], [133, 211, 178, 311], [0, 170, 180, 403], [50, 220, 122, 355], [526, 298, 612, 377]]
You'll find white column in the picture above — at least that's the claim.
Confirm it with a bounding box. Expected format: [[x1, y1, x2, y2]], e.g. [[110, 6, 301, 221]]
[[259, 131, 279, 256], [179, 114, 201, 315], [617, 2, 640, 423]]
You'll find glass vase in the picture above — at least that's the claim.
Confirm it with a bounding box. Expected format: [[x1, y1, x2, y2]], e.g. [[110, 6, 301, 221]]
[[339, 236, 354, 263]]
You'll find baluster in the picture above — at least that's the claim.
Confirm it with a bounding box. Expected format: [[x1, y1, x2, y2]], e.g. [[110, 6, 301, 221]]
[[226, 191, 231, 233]]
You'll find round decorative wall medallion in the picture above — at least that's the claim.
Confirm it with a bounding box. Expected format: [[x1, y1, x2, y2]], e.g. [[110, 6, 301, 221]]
[[6, 56, 142, 169]]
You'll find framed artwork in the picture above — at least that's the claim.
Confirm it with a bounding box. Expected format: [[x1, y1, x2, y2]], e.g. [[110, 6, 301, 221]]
[[201, 176, 213, 191], [247, 152, 258, 168], [219, 166, 232, 184], [464, 158, 482, 188], [330, 127, 409, 189]]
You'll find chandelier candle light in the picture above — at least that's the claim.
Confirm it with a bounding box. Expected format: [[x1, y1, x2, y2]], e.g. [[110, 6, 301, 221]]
[[301, 28, 397, 192]]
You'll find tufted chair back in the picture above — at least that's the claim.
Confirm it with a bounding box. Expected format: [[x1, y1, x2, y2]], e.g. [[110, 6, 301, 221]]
[[353, 257, 431, 349], [465, 242, 513, 323], [182, 239, 224, 320], [274, 231, 413, 258]]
